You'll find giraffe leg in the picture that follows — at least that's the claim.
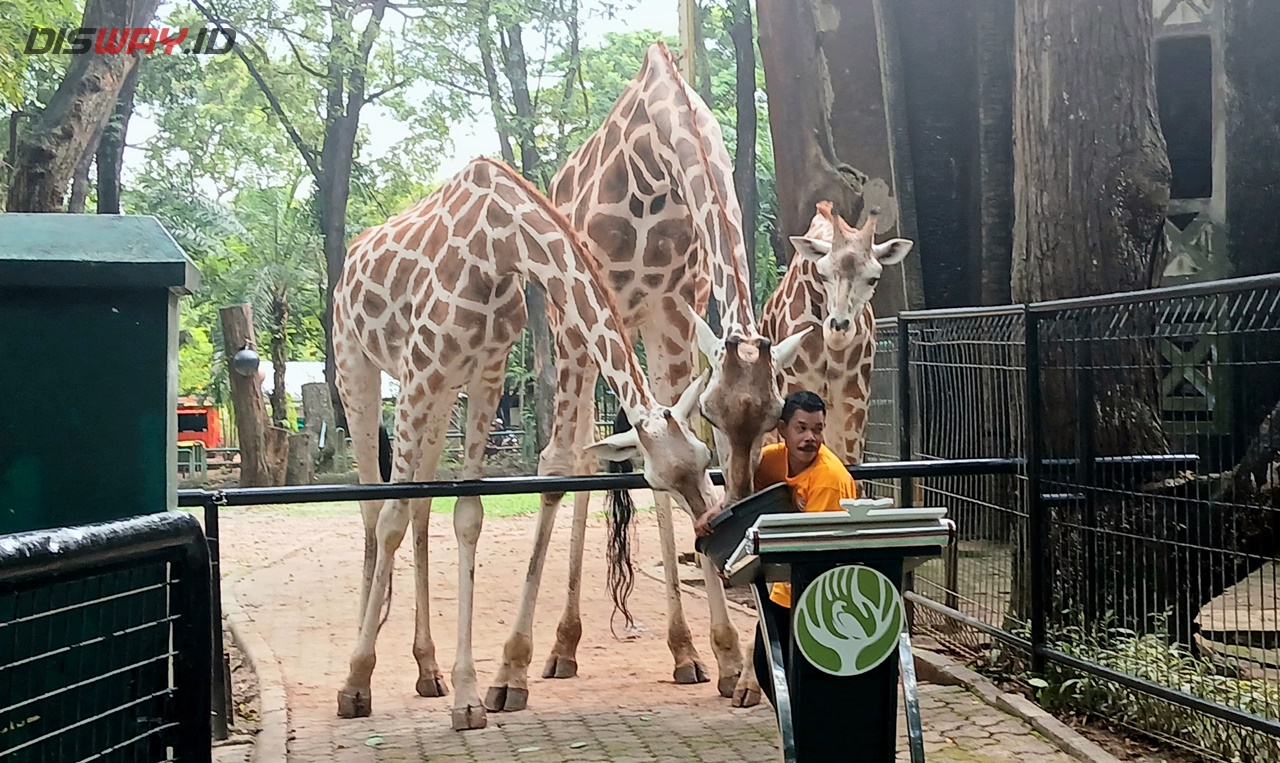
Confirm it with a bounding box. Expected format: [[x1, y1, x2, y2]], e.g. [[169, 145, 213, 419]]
[[701, 551, 746, 699], [732, 622, 764, 707], [411, 428, 450, 698], [331, 339, 384, 634], [541, 382, 597, 681], [488, 356, 595, 711], [639, 315, 717, 687], [655, 491, 709, 684], [337, 379, 450, 719], [449, 359, 506, 731]]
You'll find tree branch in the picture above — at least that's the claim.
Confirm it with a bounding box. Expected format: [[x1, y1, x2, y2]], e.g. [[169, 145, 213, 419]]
[[364, 78, 413, 103], [189, 0, 322, 182]]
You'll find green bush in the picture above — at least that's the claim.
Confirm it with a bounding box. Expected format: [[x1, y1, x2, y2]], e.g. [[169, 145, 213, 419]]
[[1025, 615, 1279, 762]]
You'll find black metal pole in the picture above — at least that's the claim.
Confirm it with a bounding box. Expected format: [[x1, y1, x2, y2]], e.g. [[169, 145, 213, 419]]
[[897, 317, 913, 507], [204, 496, 229, 741], [1075, 330, 1097, 622], [174, 521, 214, 762], [1025, 308, 1047, 675]]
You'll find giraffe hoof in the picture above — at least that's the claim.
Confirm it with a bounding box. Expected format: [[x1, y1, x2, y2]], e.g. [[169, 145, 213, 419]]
[[717, 673, 741, 699], [542, 654, 578, 679], [451, 704, 488, 731], [732, 686, 763, 708], [484, 684, 528, 712], [416, 675, 449, 698], [336, 689, 371, 718], [673, 661, 711, 685]]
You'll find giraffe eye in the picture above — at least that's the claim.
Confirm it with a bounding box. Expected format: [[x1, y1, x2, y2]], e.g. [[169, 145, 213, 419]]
[[868, 277, 880, 286]]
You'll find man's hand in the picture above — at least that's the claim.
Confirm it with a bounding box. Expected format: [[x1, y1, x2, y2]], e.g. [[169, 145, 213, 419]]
[[694, 507, 722, 537]]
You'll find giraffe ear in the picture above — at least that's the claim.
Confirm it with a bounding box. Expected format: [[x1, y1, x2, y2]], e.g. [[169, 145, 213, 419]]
[[686, 305, 721, 362], [771, 326, 813, 370], [673, 370, 709, 422], [872, 238, 913, 266], [789, 236, 832, 262], [584, 428, 642, 463]]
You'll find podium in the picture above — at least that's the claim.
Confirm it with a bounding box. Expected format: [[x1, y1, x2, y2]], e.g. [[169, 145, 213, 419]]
[[696, 485, 955, 763]]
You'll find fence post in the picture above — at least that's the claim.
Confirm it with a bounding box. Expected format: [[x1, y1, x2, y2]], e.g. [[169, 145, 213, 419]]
[[1075, 324, 1098, 622], [897, 317, 913, 507], [1025, 308, 1047, 675], [205, 495, 230, 740]]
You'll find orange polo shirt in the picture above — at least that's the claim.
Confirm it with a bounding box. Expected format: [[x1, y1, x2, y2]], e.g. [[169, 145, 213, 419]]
[[753, 442, 856, 608]]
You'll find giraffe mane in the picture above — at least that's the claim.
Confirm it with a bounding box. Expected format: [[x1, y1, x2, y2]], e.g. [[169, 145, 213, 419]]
[[646, 42, 753, 330], [474, 155, 651, 402]]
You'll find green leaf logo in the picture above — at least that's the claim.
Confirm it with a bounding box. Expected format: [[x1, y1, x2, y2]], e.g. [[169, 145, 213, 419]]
[[793, 566, 903, 676]]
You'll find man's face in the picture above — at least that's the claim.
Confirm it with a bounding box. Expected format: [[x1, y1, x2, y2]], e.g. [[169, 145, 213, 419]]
[[779, 408, 825, 457]]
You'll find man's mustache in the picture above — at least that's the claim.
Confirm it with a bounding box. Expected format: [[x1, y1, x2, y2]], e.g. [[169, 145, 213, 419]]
[[798, 442, 818, 451]]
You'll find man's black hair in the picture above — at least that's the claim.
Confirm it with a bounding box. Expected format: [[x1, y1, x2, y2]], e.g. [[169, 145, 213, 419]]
[[780, 390, 826, 423]]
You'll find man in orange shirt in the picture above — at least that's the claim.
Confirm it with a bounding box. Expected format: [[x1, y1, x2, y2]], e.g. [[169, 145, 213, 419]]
[[694, 390, 856, 708]]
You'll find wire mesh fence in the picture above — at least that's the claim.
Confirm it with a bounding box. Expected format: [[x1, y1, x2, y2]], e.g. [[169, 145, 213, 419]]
[[0, 512, 212, 761], [865, 276, 1280, 760]]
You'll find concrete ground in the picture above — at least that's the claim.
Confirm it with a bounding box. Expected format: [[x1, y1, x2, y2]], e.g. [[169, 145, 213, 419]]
[[207, 495, 1088, 762]]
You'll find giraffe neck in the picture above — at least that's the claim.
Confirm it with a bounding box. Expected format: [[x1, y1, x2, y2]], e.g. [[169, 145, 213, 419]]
[[554, 42, 756, 331], [478, 158, 656, 420]]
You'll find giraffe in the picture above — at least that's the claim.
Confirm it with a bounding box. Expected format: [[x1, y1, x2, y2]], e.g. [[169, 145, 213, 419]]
[[330, 155, 722, 731], [760, 201, 913, 463], [481, 41, 811, 713], [703, 202, 915, 707]]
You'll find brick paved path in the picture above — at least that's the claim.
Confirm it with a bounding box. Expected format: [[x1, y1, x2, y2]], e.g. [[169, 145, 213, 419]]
[[213, 501, 1077, 763]]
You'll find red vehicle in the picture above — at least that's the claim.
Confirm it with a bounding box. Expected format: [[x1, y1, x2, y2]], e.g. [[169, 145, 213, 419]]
[[177, 402, 222, 450]]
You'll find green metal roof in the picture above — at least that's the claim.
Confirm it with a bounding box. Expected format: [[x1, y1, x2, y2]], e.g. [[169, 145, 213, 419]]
[[0, 213, 200, 293]]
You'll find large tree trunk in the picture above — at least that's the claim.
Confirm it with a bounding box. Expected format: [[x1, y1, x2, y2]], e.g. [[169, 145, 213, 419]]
[[1010, 0, 1176, 637], [301, 382, 337, 472], [500, 21, 557, 453], [756, 0, 923, 315], [220, 304, 274, 487], [728, 0, 758, 300], [5, 0, 160, 212], [96, 58, 140, 215], [973, 0, 1015, 307]]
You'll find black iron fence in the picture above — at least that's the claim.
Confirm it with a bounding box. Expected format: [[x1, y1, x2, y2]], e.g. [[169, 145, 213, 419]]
[[867, 274, 1280, 761], [0, 511, 212, 762]]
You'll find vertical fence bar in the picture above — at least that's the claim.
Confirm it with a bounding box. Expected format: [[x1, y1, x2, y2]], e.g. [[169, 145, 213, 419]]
[[1025, 308, 1047, 674], [204, 496, 229, 741], [898, 317, 913, 507], [174, 532, 214, 762], [1075, 326, 1097, 621]]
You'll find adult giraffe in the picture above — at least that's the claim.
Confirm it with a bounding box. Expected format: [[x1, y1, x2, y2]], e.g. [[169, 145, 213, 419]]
[[483, 41, 810, 713], [331, 156, 723, 730]]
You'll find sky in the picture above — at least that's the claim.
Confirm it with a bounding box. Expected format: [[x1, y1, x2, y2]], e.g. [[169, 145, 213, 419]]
[[124, 1, 681, 192]]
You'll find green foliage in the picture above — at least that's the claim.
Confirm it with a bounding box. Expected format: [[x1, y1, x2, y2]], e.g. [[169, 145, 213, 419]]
[[1021, 614, 1280, 762], [0, 0, 78, 109]]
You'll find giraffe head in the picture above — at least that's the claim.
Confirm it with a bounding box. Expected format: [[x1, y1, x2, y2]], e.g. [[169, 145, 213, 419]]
[[583, 371, 719, 521], [789, 203, 913, 352], [686, 310, 812, 503]]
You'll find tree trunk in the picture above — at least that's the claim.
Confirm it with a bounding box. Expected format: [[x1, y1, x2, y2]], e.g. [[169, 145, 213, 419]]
[[269, 295, 289, 426], [499, 20, 557, 453], [1011, 0, 1176, 637], [5, 0, 160, 212], [220, 304, 274, 487], [756, 0, 923, 315], [302, 381, 338, 472], [1011, 0, 1171, 456], [96, 58, 140, 215], [264, 426, 291, 486], [973, 0, 1015, 306], [67, 126, 103, 213], [477, 19, 516, 166], [286, 431, 315, 485], [728, 0, 758, 300]]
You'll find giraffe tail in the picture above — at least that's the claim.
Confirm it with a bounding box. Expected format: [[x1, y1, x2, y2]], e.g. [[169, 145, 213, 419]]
[[377, 423, 394, 631], [605, 408, 638, 637]]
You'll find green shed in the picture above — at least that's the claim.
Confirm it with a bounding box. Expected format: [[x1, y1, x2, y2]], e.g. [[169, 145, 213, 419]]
[[0, 214, 200, 536]]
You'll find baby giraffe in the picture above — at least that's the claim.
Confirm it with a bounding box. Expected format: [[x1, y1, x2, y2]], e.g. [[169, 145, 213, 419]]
[[330, 156, 721, 730]]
